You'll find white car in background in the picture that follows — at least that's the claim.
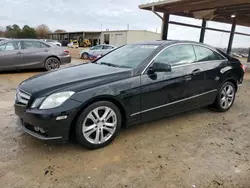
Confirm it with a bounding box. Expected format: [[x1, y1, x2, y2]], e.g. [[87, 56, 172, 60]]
[[42, 39, 62, 46], [79, 44, 116, 59]]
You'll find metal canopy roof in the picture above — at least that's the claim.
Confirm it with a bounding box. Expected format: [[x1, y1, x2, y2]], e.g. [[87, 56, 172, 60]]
[[139, 0, 250, 26]]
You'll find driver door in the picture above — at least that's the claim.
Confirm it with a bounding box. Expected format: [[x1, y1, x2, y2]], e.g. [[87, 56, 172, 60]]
[[140, 44, 206, 122]]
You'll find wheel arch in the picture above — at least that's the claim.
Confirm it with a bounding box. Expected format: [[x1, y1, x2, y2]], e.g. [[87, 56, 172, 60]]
[[220, 77, 238, 91], [81, 52, 89, 57], [69, 95, 127, 138], [220, 69, 240, 91]]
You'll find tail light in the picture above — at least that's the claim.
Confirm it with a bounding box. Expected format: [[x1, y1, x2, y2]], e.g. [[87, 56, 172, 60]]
[[63, 50, 69, 53], [240, 64, 246, 73]]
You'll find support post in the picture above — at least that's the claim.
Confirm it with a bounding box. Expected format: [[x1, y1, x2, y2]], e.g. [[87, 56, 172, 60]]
[[161, 13, 169, 40], [248, 48, 250, 62], [227, 19, 236, 55], [199, 19, 206, 43]]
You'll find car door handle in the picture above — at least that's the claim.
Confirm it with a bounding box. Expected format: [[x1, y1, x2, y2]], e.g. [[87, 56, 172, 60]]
[[16, 51, 22, 54], [192, 69, 201, 75], [44, 49, 49, 52]]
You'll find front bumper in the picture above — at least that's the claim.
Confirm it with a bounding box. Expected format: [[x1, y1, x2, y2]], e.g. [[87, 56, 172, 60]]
[[59, 55, 71, 65], [15, 99, 82, 143]]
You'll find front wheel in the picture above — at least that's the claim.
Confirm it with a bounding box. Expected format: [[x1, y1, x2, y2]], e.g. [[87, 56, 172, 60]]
[[75, 101, 122, 149], [213, 82, 236, 112], [81, 53, 89, 59], [45, 57, 60, 71]]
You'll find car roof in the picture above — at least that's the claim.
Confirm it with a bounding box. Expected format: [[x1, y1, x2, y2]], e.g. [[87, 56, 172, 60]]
[[133, 40, 217, 50], [6, 39, 42, 41]]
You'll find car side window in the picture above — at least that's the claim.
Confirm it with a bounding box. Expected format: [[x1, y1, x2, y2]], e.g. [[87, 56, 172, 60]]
[[193, 45, 225, 62], [91, 45, 103, 50], [103, 46, 113, 49], [154, 44, 196, 66], [23, 41, 41, 49], [40, 42, 50, 48], [0, 41, 21, 51]]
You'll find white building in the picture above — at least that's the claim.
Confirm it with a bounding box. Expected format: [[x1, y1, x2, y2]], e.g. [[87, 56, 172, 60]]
[[49, 30, 161, 47], [100, 30, 161, 46]]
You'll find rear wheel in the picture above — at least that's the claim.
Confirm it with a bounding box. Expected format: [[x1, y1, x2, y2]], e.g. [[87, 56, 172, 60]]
[[45, 57, 60, 71], [75, 101, 122, 149], [82, 53, 89, 59], [212, 82, 236, 112]]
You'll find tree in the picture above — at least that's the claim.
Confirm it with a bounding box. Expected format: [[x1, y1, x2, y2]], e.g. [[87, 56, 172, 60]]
[[21, 25, 36, 38], [36, 24, 50, 39], [0, 31, 4, 37], [54, 29, 66, 33], [5, 24, 21, 38], [0, 26, 4, 37]]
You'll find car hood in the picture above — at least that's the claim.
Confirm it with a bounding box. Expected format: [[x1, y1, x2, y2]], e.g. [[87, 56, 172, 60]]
[[19, 63, 133, 96]]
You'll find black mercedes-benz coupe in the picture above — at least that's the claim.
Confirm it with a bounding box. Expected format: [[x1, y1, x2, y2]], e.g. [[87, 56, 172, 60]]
[[15, 40, 245, 149]]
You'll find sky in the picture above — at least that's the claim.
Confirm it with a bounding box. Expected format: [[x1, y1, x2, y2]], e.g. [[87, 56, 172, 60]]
[[1, 0, 250, 48]]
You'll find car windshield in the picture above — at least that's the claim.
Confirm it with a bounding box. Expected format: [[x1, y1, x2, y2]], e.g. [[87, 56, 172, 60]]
[[95, 44, 158, 68]]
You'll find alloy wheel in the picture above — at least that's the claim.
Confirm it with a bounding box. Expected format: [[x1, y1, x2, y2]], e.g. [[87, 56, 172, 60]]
[[220, 85, 235, 109], [82, 106, 117, 144], [47, 58, 60, 70]]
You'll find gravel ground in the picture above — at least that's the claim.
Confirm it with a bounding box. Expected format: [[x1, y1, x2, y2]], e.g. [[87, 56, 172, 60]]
[[0, 61, 250, 188]]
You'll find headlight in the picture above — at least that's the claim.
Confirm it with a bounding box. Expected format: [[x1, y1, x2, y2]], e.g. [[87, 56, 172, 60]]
[[38, 91, 75, 109], [31, 97, 45, 108]]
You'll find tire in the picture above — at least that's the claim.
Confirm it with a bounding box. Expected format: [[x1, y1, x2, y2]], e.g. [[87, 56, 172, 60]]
[[45, 57, 60, 71], [75, 101, 122, 149], [81, 53, 89, 59], [212, 81, 236, 112]]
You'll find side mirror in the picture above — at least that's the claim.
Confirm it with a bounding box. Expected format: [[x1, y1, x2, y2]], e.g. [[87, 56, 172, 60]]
[[148, 62, 171, 73]]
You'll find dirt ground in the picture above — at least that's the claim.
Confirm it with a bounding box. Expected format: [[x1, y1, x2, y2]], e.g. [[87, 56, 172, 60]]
[[0, 61, 250, 188], [68, 47, 89, 59]]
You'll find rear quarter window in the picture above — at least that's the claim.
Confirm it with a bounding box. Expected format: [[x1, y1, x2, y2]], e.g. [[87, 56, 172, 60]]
[[194, 45, 225, 62]]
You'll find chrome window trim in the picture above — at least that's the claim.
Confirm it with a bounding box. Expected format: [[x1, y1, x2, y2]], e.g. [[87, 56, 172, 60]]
[[141, 42, 228, 75], [131, 89, 217, 116]]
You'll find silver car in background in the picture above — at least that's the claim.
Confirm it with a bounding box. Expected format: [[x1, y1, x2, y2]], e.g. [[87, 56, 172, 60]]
[[79, 44, 115, 59], [0, 39, 71, 71], [41, 39, 62, 47], [0, 37, 8, 42]]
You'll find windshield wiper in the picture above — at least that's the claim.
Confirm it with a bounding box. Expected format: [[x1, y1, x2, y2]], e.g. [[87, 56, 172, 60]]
[[99, 62, 119, 67], [99, 62, 131, 69]]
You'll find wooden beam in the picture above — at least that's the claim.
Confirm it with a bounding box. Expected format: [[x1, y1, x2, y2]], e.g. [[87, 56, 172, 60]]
[[163, 0, 250, 13], [169, 21, 201, 29], [206, 27, 230, 33]]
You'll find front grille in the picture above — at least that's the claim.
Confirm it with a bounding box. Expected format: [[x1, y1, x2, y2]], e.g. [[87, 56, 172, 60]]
[[16, 89, 31, 106]]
